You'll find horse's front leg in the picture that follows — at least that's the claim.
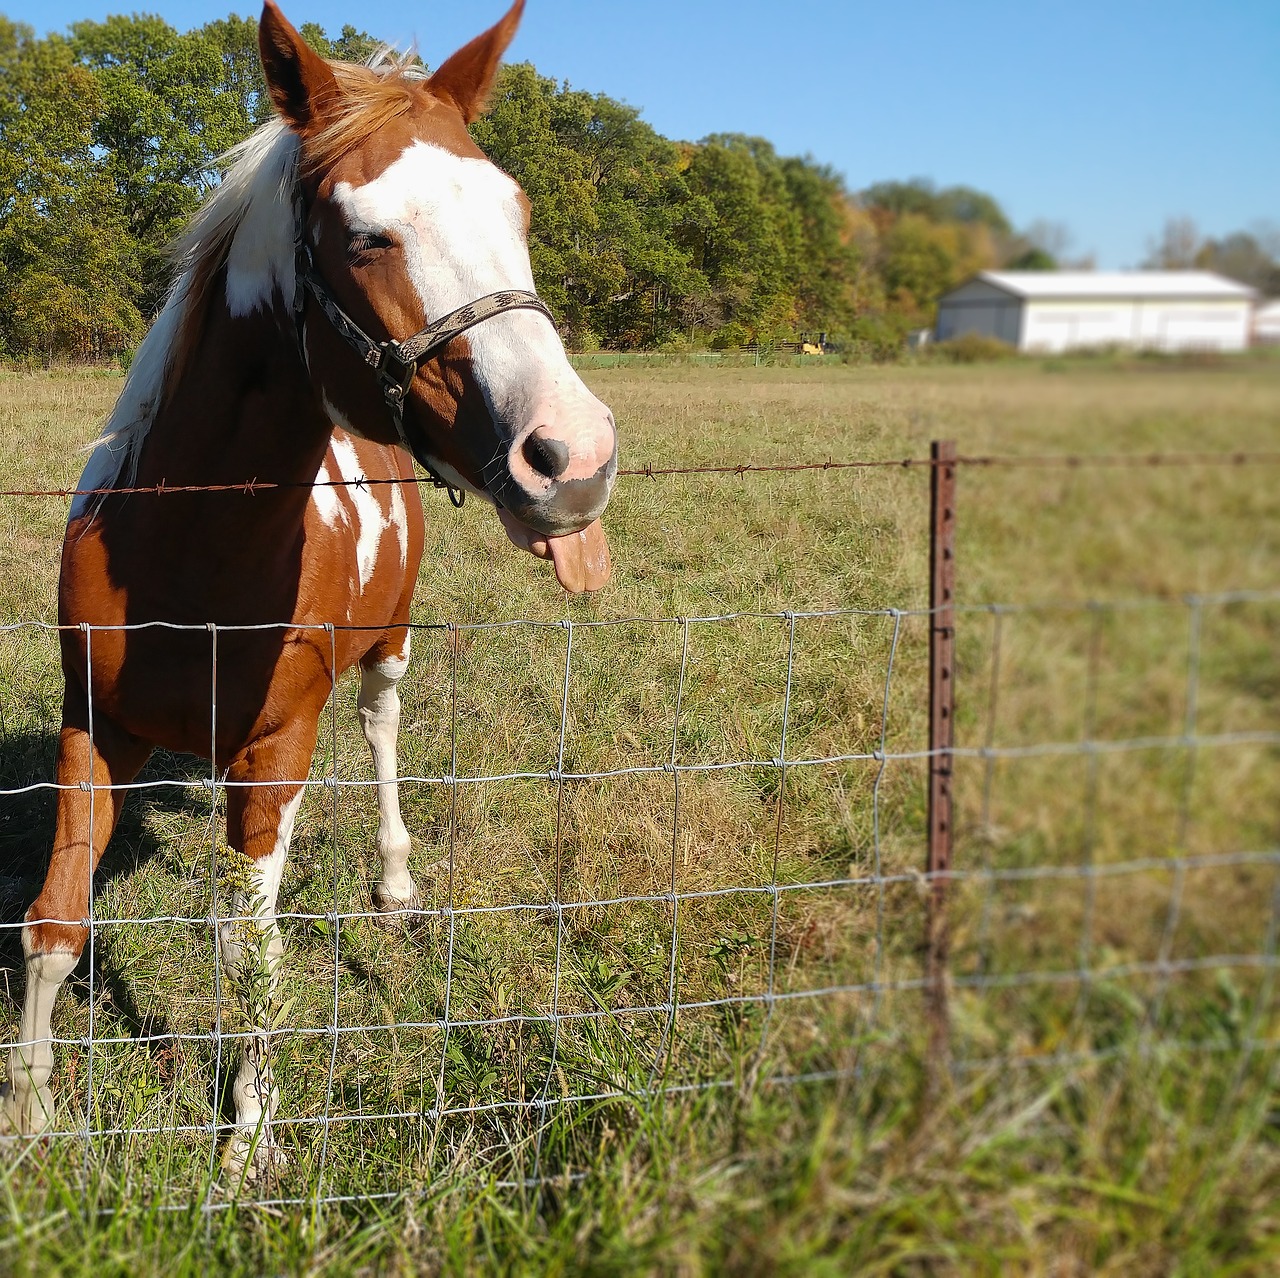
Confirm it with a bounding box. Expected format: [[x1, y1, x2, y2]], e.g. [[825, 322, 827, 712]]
[[218, 730, 312, 1182], [359, 637, 423, 916], [1, 691, 149, 1136]]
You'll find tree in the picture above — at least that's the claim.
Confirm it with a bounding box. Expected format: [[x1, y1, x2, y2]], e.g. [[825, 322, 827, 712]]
[[298, 22, 382, 65], [0, 21, 142, 359], [880, 213, 957, 316], [932, 185, 1011, 235], [472, 63, 606, 341], [1196, 229, 1280, 295], [200, 14, 272, 132], [1144, 217, 1201, 269], [781, 156, 859, 330], [860, 177, 1011, 235], [70, 14, 250, 313], [675, 134, 810, 342], [0, 11, 1035, 360], [1005, 246, 1057, 270]]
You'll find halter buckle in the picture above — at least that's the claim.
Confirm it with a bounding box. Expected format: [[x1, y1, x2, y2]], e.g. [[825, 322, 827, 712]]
[[375, 342, 417, 407]]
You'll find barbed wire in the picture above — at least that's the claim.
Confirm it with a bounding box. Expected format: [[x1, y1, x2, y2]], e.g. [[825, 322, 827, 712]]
[[618, 450, 1280, 478], [1, 449, 1278, 500]]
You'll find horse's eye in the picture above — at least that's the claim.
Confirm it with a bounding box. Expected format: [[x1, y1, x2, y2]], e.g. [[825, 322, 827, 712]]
[[347, 230, 394, 259]]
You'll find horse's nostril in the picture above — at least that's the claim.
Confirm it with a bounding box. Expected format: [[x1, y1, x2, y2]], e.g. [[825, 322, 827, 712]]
[[522, 431, 570, 481]]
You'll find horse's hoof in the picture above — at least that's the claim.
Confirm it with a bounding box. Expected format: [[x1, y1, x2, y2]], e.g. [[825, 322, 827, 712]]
[[0, 1081, 55, 1137], [223, 1131, 289, 1184], [371, 882, 423, 927]]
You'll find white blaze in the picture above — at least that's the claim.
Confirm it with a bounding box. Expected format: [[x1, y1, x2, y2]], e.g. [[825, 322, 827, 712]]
[[330, 142, 598, 435]]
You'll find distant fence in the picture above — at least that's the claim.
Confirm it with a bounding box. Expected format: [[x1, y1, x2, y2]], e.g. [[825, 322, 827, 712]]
[[0, 446, 1276, 1210]]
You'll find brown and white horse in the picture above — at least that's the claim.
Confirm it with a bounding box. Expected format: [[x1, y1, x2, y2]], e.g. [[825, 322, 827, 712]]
[[0, 0, 616, 1176]]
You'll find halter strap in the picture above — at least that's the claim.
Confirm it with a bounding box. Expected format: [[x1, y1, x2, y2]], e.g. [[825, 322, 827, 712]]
[[291, 194, 555, 506]]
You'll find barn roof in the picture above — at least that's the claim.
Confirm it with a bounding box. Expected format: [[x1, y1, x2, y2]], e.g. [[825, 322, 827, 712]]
[[956, 271, 1258, 301]]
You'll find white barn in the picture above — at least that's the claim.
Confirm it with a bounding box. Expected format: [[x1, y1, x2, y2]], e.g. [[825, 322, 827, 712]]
[[935, 271, 1257, 353], [1254, 299, 1280, 345]]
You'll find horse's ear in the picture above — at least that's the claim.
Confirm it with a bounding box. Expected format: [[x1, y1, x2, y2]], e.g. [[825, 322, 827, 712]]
[[427, 0, 525, 124], [259, 1, 340, 134]]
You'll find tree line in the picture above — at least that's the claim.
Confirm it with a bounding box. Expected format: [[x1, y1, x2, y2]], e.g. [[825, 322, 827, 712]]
[[1143, 217, 1280, 296], [1, 13, 1276, 363]]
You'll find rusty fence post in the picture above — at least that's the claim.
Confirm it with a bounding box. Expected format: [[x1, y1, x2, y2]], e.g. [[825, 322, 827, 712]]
[[926, 439, 957, 1082]]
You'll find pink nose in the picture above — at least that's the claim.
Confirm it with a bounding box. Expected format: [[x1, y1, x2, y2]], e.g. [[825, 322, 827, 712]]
[[505, 415, 617, 533]]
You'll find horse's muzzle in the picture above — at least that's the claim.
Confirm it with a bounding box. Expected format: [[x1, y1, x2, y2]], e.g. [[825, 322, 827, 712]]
[[501, 418, 618, 537]]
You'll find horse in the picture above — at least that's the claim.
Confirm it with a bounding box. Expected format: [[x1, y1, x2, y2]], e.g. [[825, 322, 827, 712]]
[[0, 0, 617, 1178]]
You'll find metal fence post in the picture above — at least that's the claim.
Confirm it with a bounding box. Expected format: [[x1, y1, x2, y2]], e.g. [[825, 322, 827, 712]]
[[926, 439, 957, 1082]]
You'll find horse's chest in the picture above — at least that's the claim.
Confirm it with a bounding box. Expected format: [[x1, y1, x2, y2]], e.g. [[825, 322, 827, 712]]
[[308, 435, 412, 608]]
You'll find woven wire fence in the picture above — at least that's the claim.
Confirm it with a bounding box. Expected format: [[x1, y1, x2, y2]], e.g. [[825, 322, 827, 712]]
[[0, 458, 1276, 1209]]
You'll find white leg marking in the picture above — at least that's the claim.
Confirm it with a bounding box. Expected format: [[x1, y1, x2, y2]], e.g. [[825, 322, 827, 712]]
[[359, 643, 419, 912], [218, 788, 302, 1179], [0, 945, 79, 1135]]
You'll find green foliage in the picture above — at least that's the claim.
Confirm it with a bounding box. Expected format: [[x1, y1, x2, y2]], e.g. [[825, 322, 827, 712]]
[[298, 21, 382, 65], [0, 19, 144, 360], [710, 320, 750, 350], [0, 11, 1058, 363], [68, 14, 253, 312], [1197, 229, 1280, 295], [0, 12, 379, 361], [851, 177, 1021, 350], [849, 311, 914, 362], [1006, 245, 1058, 270], [472, 63, 712, 349], [860, 176, 1012, 234], [881, 211, 959, 309], [0, 15, 870, 361]]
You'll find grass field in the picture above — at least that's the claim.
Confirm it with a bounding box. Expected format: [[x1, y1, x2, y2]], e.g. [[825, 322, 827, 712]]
[[0, 356, 1278, 1274]]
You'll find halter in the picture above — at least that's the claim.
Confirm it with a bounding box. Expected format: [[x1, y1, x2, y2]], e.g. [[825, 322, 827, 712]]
[[291, 188, 555, 507]]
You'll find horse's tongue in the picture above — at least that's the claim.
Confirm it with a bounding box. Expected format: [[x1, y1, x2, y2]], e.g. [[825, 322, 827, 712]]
[[547, 519, 611, 593]]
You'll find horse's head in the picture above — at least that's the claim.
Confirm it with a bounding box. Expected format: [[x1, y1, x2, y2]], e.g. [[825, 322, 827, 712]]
[[259, 1, 615, 592]]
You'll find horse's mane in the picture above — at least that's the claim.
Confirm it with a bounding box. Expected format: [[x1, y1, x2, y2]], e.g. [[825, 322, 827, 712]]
[[77, 53, 429, 509]]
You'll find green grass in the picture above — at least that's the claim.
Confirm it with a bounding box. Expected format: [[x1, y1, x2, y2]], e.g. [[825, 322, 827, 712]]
[[0, 359, 1277, 1273]]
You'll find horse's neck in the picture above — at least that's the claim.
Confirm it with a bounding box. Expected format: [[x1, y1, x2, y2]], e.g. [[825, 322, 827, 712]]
[[135, 299, 330, 492], [84, 296, 336, 623]]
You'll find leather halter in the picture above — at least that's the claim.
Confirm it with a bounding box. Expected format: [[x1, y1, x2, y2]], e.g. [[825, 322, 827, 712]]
[[291, 188, 555, 507]]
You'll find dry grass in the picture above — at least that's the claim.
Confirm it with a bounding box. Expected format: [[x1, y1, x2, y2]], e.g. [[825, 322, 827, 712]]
[[0, 356, 1277, 1273]]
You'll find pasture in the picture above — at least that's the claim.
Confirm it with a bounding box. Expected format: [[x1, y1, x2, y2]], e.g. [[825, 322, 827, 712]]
[[0, 356, 1278, 1274]]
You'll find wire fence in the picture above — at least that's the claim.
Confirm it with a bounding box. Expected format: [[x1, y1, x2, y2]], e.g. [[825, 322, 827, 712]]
[[0, 450, 1276, 1209], [2, 447, 1279, 499]]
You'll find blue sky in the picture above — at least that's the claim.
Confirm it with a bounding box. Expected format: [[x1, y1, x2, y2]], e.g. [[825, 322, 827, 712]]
[[6, 0, 1278, 266]]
